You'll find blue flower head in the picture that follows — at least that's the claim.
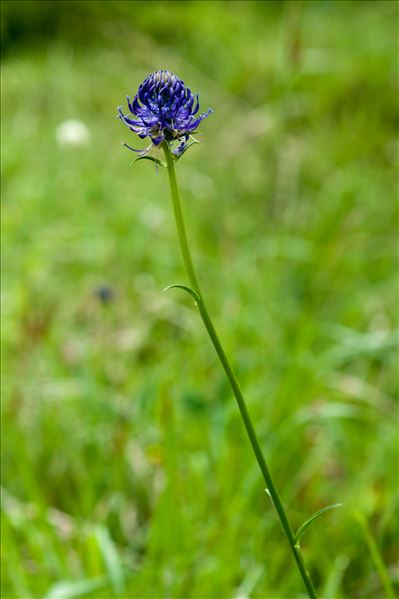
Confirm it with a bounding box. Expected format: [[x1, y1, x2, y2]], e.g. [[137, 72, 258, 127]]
[[118, 70, 212, 157]]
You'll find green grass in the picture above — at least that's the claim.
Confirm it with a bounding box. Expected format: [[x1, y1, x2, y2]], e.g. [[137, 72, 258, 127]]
[[1, 1, 398, 598]]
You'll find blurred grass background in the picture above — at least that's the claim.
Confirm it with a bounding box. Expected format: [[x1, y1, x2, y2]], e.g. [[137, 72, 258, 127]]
[[1, 1, 398, 598]]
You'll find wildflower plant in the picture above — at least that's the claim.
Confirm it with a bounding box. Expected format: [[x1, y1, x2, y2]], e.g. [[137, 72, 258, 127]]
[[118, 70, 341, 599]]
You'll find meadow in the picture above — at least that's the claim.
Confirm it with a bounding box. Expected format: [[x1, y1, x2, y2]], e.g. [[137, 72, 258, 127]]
[[1, 1, 398, 598]]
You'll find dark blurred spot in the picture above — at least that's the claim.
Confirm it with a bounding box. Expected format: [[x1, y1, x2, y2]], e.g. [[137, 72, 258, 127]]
[[94, 285, 115, 305]]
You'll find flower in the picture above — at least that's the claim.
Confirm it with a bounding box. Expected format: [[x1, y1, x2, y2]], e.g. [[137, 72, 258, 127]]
[[118, 70, 212, 157]]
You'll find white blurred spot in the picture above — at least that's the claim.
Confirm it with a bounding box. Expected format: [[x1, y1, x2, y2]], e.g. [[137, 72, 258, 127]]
[[55, 119, 90, 147]]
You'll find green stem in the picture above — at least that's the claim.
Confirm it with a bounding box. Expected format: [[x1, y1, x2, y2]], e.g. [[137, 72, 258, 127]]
[[355, 512, 395, 599], [162, 142, 317, 599]]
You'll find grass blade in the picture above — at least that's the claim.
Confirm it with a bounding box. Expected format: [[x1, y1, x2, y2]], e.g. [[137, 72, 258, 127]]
[[95, 525, 126, 597]]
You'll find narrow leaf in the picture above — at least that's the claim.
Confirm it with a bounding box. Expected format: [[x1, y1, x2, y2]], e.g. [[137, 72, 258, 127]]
[[294, 503, 342, 547], [95, 525, 126, 596], [163, 283, 201, 305], [134, 156, 166, 167], [43, 577, 107, 599]]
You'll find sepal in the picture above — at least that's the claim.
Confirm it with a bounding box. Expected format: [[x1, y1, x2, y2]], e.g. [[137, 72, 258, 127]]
[[134, 156, 167, 167], [173, 139, 200, 162]]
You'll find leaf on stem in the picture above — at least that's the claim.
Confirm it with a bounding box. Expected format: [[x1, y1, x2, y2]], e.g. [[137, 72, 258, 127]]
[[294, 503, 342, 547], [163, 283, 201, 305], [264, 488, 272, 500], [134, 156, 167, 167]]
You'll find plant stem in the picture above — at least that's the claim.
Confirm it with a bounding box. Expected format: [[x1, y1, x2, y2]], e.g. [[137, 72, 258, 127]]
[[162, 142, 317, 599], [355, 513, 395, 599]]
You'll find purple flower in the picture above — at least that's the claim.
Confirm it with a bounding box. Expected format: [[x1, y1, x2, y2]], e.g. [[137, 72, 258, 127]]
[[118, 70, 212, 157]]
